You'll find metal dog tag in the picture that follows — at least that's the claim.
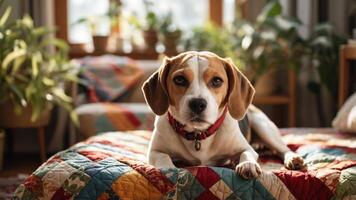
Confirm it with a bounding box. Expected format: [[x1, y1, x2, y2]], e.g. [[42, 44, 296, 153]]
[[194, 132, 201, 151]]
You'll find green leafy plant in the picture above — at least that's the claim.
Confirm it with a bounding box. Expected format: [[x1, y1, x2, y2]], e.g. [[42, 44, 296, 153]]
[[184, 23, 239, 65], [232, 0, 304, 82], [158, 11, 182, 52], [307, 23, 346, 97], [159, 12, 181, 35], [108, 0, 123, 27], [127, 0, 159, 32], [75, 0, 122, 36], [0, 1, 78, 123], [306, 23, 346, 124]]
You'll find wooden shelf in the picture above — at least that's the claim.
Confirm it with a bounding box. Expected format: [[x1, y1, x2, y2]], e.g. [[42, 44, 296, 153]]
[[253, 95, 290, 105], [69, 49, 160, 60]]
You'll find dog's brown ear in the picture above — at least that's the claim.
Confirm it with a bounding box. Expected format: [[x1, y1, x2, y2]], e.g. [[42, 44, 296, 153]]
[[142, 57, 171, 115], [224, 58, 255, 120]]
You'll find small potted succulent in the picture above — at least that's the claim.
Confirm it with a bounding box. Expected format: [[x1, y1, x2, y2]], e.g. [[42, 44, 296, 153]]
[[139, 0, 159, 51], [0, 3, 78, 127], [76, 16, 109, 52], [159, 12, 182, 55]]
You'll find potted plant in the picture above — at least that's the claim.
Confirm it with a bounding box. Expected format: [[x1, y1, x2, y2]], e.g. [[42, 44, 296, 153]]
[[0, 4, 78, 128], [75, 16, 109, 52], [107, 0, 123, 50], [231, 0, 304, 95], [306, 23, 346, 124], [184, 23, 238, 62], [159, 12, 182, 55], [139, 0, 159, 51]]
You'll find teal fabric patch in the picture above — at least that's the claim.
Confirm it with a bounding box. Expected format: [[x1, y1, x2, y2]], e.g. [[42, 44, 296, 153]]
[[76, 158, 132, 200], [300, 145, 345, 165], [211, 167, 275, 200], [175, 169, 205, 200], [95, 115, 116, 134]]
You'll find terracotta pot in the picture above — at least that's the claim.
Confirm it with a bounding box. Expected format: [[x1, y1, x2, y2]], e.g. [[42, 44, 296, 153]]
[[0, 101, 52, 128], [254, 68, 280, 96], [162, 31, 181, 54], [92, 35, 109, 52], [143, 30, 158, 51]]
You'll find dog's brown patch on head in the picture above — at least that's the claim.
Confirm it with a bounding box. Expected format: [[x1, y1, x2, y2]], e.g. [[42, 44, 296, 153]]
[[201, 56, 229, 111], [165, 52, 196, 110], [167, 67, 193, 110]]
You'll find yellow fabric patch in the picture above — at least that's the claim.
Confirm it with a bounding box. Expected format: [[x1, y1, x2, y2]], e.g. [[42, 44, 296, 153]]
[[111, 170, 163, 200]]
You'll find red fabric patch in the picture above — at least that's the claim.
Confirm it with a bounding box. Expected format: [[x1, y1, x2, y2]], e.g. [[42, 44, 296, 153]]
[[196, 190, 220, 200], [120, 105, 141, 127], [78, 150, 111, 162], [23, 175, 43, 197], [121, 158, 175, 194], [287, 144, 302, 152], [187, 167, 220, 189], [46, 155, 62, 164], [51, 187, 71, 200], [258, 155, 283, 164], [274, 170, 333, 200]]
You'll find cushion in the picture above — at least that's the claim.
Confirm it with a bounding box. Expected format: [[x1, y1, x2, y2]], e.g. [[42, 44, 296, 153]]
[[76, 103, 155, 138], [332, 92, 356, 133]]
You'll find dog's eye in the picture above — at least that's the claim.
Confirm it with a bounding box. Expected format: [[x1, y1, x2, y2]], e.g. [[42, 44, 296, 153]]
[[210, 77, 223, 88], [173, 75, 188, 87]]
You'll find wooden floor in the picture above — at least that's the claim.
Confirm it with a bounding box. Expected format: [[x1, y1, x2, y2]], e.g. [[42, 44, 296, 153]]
[[0, 154, 41, 177]]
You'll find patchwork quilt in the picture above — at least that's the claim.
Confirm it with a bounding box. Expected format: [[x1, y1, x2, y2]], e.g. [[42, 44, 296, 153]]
[[74, 55, 144, 102], [14, 128, 356, 200]]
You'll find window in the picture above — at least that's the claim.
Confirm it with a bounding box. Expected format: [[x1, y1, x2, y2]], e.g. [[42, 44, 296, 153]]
[[68, 0, 110, 44], [68, 0, 209, 45]]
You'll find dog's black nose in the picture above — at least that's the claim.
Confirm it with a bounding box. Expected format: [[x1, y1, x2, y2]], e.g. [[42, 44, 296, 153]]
[[189, 98, 207, 114]]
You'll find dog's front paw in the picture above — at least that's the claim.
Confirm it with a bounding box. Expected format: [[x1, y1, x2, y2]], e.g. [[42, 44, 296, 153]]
[[284, 151, 305, 170], [235, 161, 262, 179]]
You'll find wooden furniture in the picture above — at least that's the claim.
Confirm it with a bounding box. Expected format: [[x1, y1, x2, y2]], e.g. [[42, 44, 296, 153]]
[[0, 103, 50, 163], [339, 44, 356, 107], [253, 70, 296, 127]]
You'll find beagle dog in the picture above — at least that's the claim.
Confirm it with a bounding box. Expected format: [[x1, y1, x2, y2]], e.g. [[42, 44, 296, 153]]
[[142, 51, 304, 179]]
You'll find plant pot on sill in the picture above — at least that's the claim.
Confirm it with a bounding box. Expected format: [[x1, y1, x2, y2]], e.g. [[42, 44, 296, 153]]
[[143, 30, 158, 51], [92, 35, 109, 52], [162, 31, 181, 55], [0, 101, 52, 128]]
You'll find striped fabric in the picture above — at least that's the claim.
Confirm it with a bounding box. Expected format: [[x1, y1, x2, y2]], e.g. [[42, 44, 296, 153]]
[[76, 103, 155, 138]]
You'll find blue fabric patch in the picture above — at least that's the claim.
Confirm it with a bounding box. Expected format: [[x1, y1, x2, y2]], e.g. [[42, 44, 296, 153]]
[[75, 158, 132, 200], [175, 169, 205, 200], [95, 115, 117, 134], [211, 167, 275, 200]]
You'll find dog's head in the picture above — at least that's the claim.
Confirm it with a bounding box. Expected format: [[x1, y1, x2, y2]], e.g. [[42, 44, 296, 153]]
[[142, 51, 255, 131]]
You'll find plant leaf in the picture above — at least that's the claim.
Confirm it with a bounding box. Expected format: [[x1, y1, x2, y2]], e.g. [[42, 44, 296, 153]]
[[0, 7, 11, 26], [11, 54, 26, 74], [52, 88, 72, 103], [2, 49, 26, 70], [257, 0, 281, 23]]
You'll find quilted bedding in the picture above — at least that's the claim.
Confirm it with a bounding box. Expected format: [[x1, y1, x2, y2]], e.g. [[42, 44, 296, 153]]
[[14, 128, 356, 200]]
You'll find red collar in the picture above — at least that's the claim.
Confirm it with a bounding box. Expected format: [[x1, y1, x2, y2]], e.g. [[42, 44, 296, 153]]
[[167, 107, 228, 150]]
